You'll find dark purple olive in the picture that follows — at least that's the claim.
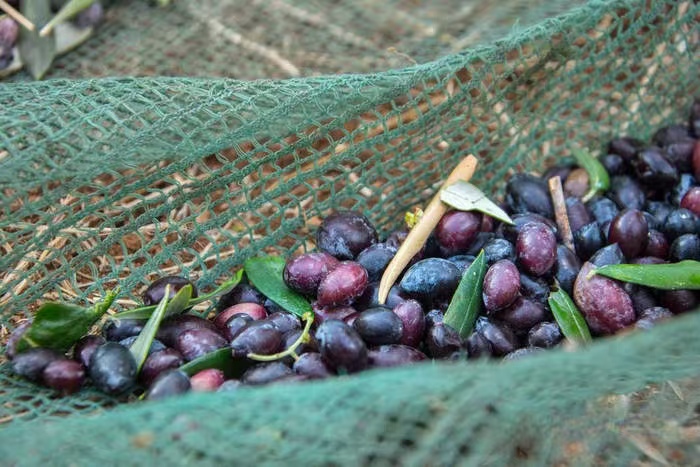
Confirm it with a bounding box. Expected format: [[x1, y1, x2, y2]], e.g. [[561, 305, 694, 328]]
[[447, 255, 475, 273], [482, 260, 520, 312], [589, 244, 625, 267], [482, 238, 516, 265], [356, 243, 397, 282], [665, 140, 695, 172], [283, 252, 340, 295], [72, 335, 105, 368], [623, 283, 658, 315], [293, 352, 333, 379], [516, 223, 557, 276], [146, 370, 191, 401], [221, 313, 254, 341], [103, 318, 145, 342], [505, 173, 554, 218], [635, 307, 673, 330], [279, 329, 315, 366], [600, 154, 627, 176], [667, 173, 697, 206], [368, 345, 427, 368], [663, 208, 699, 241], [465, 232, 496, 256], [425, 309, 444, 327], [190, 369, 225, 392], [140, 348, 184, 386], [542, 164, 574, 184], [646, 201, 673, 226], [565, 197, 592, 233], [352, 307, 404, 346], [586, 196, 620, 226], [217, 380, 242, 392], [633, 147, 679, 187], [118, 336, 166, 356], [435, 211, 482, 256], [266, 312, 301, 334], [474, 317, 517, 357], [392, 300, 425, 348], [644, 230, 669, 259], [5, 322, 31, 360], [631, 256, 667, 265], [680, 187, 700, 216], [312, 304, 359, 325], [214, 303, 266, 331], [498, 297, 546, 333], [653, 125, 691, 147], [315, 320, 368, 372], [216, 282, 265, 311], [89, 343, 137, 395], [498, 213, 557, 245], [43, 359, 85, 395], [156, 315, 221, 348], [316, 261, 368, 307], [669, 234, 700, 262], [176, 329, 228, 362], [399, 258, 461, 300], [694, 141, 700, 179], [573, 263, 635, 335], [690, 100, 700, 138], [609, 137, 644, 161], [661, 290, 699, 314], [554, 245, 581, 296], [74, 1, 104, 28], [230, 321, 283, 358], [513, 276, 545, 307], [527, 322, 563, 348], [317, 211, 378, 260], [12, 348, 62, 382], [608, 176, 645, 210], [607, 209, 649, 259], [466, 332, 493, 358], [142, 276, 198, 307], [574, 222, 605, 261], [353, 282, 408, 311], [424, 322, 463, 358], [242, 362, 294, 385]]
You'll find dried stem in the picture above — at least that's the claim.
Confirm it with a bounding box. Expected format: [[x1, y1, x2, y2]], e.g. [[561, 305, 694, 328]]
[[377, 155, 478, 304], [548, 176, 576, 254]]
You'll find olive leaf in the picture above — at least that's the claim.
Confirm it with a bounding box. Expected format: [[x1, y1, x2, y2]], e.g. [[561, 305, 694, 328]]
[[19, 0, 56, 79], [112, 270, 244, 320], [244, 256, 312, 318], [572, 148, 610, 202], [548, 286, 592, 345], [443, 250, 487, 338], [129, 285, 192, 372], [16, 289, 117, 353], [593, 261, 700, 290], [440, 181, 514, 225], [179, 348, 251, 378], [39, 0, 95, 36]]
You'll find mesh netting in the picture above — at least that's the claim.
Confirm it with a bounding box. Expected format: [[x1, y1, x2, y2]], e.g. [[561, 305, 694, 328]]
[[1, 0, 699, 464]]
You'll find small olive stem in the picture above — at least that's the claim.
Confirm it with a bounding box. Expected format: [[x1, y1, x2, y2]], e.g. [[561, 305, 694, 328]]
[[247, 312, 314, 362], [548, 175, 576, 254], [0, 0, 36, 31], [377, 155, 478, 304]]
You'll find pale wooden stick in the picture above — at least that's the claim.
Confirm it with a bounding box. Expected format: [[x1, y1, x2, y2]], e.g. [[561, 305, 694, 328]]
[[0, 0, 35, 31], [377, 155, 478, 304], [548, 176, 576, 254]]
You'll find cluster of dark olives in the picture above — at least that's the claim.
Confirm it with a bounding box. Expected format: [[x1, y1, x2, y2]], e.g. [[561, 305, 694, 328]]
[[6, 101, 700, 399]]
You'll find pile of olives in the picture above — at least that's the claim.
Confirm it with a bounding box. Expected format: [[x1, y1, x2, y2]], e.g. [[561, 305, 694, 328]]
[[5, 100, 700, 400]]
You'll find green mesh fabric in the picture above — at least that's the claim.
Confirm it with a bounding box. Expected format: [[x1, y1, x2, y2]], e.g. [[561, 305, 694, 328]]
[[1, 0, 699, 464]]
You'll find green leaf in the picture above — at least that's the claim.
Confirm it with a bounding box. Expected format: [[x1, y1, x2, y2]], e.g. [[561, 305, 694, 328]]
[[39, 0, 94, 37], [572, 148, 610, 202], [179, 348, 251, 379], [548, 286, 592, 345], [16, 289, 117, 353], [443, 250, 487, 338], [19, 0, 56, 79], [440, 181, 514, 225], [129, 285, 191, 372], [593, 261, 700, 290], [112, 270, 244, 320], [244, 256, 312, 318]]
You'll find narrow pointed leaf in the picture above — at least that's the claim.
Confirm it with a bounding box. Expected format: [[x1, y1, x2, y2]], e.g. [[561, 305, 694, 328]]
[[112, 270, 243, 320], [40, 0, 94, 36], [548, 286, 592, 344], [19, 0, 56, 79], [572, 148, 610, 202], [16, 289, 117, 353], [443, 250, 487, 338], [441, 181, 513, 225], [129, 285, 191, 372], [179, 348, 250, 379], [244, 256, 312, 318], [593, 261, 700, 290]]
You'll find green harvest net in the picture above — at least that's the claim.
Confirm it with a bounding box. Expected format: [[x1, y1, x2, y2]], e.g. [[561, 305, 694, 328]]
[[1, 0, 699, 464]]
